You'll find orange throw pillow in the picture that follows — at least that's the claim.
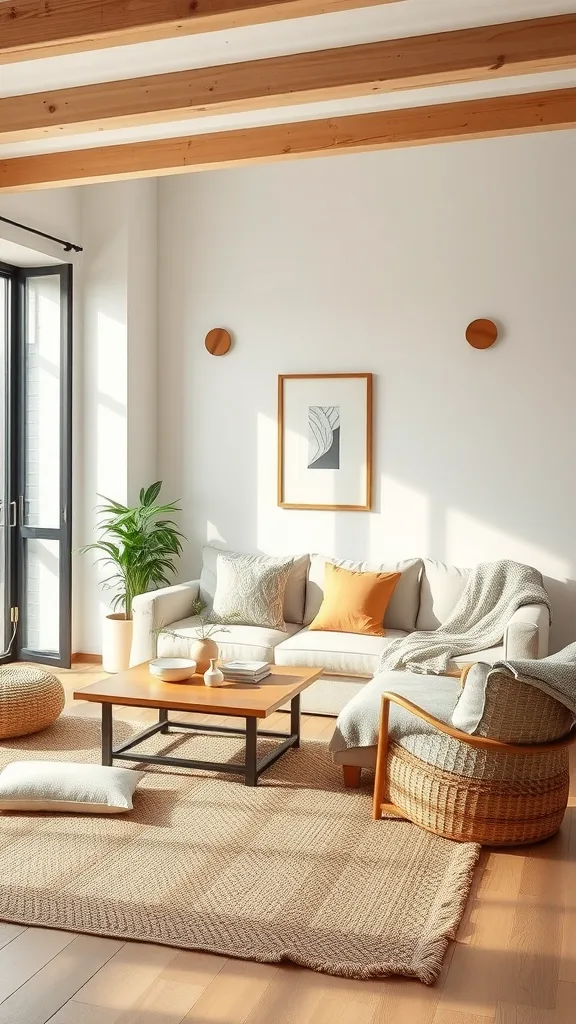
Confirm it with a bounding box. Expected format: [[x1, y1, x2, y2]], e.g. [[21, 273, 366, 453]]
[[308, 563, 401, 636]]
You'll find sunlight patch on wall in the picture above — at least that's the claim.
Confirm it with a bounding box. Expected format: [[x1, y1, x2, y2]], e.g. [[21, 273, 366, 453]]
[[370, 476, 430, 562], [446, 509, 570, 581], [206, 520, 226, 545], [96, 310, 127, 504]]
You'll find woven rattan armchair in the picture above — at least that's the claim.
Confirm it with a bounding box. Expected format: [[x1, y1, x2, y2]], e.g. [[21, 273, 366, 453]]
[[372, 669, 576, 845]]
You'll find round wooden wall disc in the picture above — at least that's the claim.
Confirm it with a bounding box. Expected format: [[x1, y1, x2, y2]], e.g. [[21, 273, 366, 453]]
[[466, 319, 498, 349], [205, 328, 232, 356]]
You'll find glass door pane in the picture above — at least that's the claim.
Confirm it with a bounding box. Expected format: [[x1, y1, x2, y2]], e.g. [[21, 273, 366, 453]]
[[23, 538, 60, 652], [17, 265, 72, 667], [0, 274, 9, 656], [23, 274, 61, 529]]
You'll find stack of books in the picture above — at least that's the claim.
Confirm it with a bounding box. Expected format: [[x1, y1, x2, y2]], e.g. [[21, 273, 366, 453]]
[[222, 660, 271, 683]]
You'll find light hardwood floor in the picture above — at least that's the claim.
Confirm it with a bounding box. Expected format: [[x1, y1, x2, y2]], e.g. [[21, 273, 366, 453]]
[[1, 661, 575, 1024]]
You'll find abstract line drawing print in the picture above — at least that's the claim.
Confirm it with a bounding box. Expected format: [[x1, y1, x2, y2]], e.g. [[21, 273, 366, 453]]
[[308, 406, 340, 469]]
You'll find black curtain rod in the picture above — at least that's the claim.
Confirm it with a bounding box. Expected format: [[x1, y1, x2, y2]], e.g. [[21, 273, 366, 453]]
[[0, 214, 83, 253]]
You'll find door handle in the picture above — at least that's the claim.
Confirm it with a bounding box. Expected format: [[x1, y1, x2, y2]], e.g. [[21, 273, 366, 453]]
[[18, 495, 31, 525], [9, 501, 16, 527]]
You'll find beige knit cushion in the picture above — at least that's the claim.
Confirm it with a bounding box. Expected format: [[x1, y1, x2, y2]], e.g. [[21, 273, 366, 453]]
[[0, 666, 65, 739]]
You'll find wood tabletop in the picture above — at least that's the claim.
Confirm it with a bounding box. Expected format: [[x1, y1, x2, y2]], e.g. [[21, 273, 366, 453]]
[[73, 663, 324, 718]]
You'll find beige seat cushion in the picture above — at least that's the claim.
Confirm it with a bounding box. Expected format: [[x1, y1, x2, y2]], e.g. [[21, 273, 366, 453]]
[[304, 555, 422, 632], [330, 672, 462, 766], [157, 619, 301, 663], [199, 545, 309, 625], [274, 626, 409, 677]]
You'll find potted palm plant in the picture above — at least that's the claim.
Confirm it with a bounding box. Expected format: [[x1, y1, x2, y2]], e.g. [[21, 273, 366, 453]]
[[81, 482, 184, 672]]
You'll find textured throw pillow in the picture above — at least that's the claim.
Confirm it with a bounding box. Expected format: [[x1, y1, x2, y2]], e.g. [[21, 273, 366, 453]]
[[0, 761, 144, 814], [211, 552, 294, 630], [308, 563, 401, 636]]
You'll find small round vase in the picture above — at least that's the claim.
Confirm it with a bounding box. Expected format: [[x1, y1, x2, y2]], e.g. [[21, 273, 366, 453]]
[[190, 638, 219, 675], [204, 658, 225, 688]]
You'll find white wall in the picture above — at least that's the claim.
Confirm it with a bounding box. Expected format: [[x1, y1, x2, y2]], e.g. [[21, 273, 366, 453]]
[[78, 179, 158, 653], [157, 130, 576, 652]]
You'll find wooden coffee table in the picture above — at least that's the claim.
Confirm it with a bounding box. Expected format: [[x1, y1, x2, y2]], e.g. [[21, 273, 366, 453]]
[[73, 663, 323, 786]]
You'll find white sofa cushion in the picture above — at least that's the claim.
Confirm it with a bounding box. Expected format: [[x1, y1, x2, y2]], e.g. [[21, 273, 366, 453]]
[[274, 626, 409, 677], [199, 545, 309, 625], [416, 559, 470, 631], [157, 618, 301, 664], [297, 677, 367, 717], [211, 551, 293, 630], [303, 555, 422, 632]]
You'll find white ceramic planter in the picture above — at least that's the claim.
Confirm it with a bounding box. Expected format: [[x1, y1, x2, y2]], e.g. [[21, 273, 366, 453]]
[[102, 613, 133, 673], [204, 658, 225, 687]]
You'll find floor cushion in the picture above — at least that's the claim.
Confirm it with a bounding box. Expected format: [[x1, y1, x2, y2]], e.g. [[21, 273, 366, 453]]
[[0, 761, 143, 814], [274, 626, 410, 676], [0, 666, 65, 739], [157, 619, 301, 663]]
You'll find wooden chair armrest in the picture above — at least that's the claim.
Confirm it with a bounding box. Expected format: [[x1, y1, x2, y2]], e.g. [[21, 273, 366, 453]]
[[372, 690, 576, 820]]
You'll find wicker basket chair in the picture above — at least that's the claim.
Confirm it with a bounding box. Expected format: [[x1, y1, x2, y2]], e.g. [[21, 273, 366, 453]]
[[372, 668, 576, 845]]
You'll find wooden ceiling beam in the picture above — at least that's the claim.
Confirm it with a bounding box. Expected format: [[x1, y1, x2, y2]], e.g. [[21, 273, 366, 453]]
[[2, 86, 576, 192], [0, 0, 402, 64], [2, 14, 576, 143]]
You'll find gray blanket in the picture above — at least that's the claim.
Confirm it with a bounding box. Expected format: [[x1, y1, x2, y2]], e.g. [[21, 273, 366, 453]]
[[493, 642, 576, 716], [329, 647, 576, 756], [378, 559, 550, 675]]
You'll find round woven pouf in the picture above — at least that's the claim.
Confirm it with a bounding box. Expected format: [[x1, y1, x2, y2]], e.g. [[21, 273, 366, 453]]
[[0, 666, 65, 739]]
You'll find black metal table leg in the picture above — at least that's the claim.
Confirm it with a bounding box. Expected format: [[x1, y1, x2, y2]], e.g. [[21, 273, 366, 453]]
[[101, 705, 298, 782], [245, 717, 258, 786], [101, 703, 113, 766], [290, 693, 301, 749]]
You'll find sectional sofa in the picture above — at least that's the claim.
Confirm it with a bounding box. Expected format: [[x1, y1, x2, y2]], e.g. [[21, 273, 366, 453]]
[[131, 546, 550, 717]]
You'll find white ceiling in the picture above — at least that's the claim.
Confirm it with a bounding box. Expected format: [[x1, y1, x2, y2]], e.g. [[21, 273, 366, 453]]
[[0, 238, 62, 266], [0, 0, 575, 163]]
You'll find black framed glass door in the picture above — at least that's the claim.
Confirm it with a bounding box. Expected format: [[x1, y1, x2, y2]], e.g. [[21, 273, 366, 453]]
[[0, 266, 14, 663], [0, 262, 72, 668]]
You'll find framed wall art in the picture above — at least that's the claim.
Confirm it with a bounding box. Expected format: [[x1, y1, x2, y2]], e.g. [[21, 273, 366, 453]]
[[277, 373, 373, 511]]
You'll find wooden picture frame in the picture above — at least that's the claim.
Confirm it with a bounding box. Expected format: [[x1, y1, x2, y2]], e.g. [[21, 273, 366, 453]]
[[278, 373, 373, 511]]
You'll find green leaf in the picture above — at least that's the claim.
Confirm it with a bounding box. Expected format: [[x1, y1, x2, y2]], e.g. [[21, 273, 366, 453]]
[[80, 481, 185, 608], [143, 481, 162, 507]]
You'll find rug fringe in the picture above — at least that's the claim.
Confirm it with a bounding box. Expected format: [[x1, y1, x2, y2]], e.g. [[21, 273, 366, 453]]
[[411, 840, 481, 984]]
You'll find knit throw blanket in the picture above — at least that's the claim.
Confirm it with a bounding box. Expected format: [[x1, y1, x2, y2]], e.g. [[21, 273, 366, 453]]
[[378, 559, 551, 675], [494, 643, 576, 717]]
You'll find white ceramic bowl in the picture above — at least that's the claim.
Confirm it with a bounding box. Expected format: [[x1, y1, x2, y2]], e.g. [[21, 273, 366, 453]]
[[149, 658, 196, 683]]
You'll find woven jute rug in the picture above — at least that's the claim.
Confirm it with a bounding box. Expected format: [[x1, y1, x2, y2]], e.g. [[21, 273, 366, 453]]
[[0, 715, 480, 982]]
